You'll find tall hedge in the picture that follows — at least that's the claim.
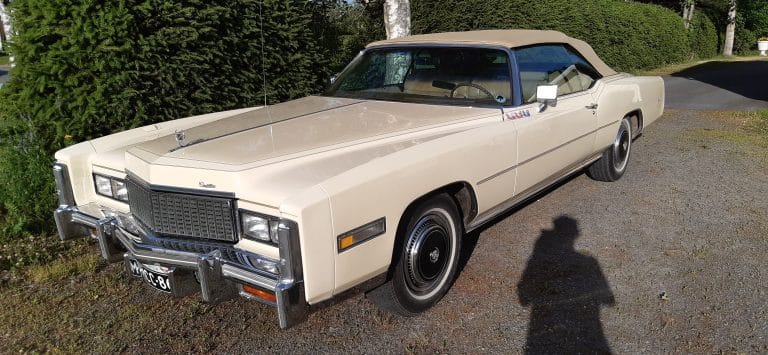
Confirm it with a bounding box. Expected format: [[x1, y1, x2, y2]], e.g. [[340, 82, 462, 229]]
[[0, 0, 331, 237], [411, 0, 719, 72], [688, 11, 719, 59]]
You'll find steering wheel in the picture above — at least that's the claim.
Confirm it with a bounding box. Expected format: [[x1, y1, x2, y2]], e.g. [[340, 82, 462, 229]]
[[450, 83, 494, 99]]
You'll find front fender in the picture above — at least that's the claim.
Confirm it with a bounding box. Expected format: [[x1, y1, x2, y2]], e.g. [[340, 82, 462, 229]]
[[322, 122, 519, 294]]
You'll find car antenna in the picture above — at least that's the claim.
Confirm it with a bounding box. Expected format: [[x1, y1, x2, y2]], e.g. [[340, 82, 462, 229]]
[[259, 1, 275, 143], [259, 1, 268, 108]]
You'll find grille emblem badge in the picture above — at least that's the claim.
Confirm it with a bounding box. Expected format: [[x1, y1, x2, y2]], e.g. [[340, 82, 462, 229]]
[[199, 182, 216, 188]]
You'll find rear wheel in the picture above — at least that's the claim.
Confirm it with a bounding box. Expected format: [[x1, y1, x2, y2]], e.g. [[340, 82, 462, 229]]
[[368, 194, 462, 315], [587, 117, 632, 182]]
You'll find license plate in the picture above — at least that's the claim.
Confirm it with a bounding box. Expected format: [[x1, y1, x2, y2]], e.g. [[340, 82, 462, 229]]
[[128, 259, 173, 293]]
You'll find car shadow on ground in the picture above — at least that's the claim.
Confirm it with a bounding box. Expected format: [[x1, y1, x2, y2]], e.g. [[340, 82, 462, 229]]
[[457, 172, 582, 275], [460, 174, 616, 354], [516, 215, 615, 354], [670, 60, 768, 102]]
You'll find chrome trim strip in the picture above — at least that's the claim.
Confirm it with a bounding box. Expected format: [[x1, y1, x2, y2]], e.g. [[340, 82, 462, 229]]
[[222, 264, 279, 290], [115, 230, 200, 267], [53, 163, 76, 206], [126, 172, 236, 198], [477, 165, 518, 185], [597, 120, 619, 131], [70, 211, 98, 228], [477, 120, 619, 185], [169, 101, 364, 153], [518, 129, 599, 167], [467, 153, 602, 232]]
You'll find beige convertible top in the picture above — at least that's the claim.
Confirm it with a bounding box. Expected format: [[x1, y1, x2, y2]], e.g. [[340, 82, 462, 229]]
[[367, 30, 617, 77]]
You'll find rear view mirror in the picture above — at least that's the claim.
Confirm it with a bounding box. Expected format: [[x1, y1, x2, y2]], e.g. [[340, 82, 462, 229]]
[[536, 85, 558, 105]]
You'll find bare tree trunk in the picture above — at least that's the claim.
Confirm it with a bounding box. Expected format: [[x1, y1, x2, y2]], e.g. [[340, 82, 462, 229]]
[[687, 2, 695, 29], [383, 0, 410, 40], [682, 1, 695, 30], [723, 0, 736, 56], [383, 0, 411, 84], [0, 1, 7, 52]]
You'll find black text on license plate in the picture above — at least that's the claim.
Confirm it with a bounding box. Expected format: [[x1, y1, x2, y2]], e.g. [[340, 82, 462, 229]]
[[128, 259, 173, 293]]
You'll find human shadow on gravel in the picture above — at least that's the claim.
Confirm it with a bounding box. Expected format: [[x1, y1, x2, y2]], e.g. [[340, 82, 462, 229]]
[[517, 216, 615, 354], [671, 60, 768, 102]]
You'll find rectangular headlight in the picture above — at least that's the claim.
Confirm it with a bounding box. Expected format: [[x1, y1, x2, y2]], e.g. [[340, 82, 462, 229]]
[[93, 174, 128, 203], [240, 210, 279, 244], [111, 179, 128, 202], [94, 174, 113, 197]]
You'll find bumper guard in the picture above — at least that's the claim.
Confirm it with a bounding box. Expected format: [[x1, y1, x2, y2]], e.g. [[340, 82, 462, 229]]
[[54, 201, 308, 329]]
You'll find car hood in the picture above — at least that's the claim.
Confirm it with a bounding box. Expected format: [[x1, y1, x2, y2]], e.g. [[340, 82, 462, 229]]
[[126, 96, 493, 169], [120, 96, 499, 207]]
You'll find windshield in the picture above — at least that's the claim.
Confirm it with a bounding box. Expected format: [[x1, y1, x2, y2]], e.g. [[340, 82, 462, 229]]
[[326, 47, 513, 106]]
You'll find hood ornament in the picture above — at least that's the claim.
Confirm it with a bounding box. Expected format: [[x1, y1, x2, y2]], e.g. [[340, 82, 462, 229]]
[[175, 130, 186, 147]]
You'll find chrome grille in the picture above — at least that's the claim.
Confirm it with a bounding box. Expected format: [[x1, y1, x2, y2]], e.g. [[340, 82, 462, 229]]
[[126, 178, 237, 242]]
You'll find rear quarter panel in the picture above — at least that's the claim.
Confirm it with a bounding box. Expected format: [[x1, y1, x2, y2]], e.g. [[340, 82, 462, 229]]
[[595, 75, 665, 148]]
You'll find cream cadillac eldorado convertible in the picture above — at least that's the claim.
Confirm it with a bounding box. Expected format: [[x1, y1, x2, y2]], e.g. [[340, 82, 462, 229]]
[[53, 30, 664, 328]]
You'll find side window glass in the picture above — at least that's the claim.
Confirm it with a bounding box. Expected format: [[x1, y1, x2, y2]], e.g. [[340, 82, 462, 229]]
[[563, 45, 600, 92], [516, 44, 601, 102]]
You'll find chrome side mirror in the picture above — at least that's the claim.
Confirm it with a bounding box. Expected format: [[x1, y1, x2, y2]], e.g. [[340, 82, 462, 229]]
[[536, 85, 558, 106]]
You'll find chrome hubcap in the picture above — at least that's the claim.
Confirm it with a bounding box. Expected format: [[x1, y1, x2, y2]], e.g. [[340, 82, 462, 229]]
[[612, 122, 631, 171], [405, 213, 450, 294]]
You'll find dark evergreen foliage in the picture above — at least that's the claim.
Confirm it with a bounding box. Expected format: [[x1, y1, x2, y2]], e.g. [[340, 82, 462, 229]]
[[411, 0, 720, 71], [689, 10, 720, 58], [0, 0, 339, 237]]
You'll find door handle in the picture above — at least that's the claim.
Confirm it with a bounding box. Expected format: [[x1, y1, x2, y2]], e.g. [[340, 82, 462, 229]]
[[585, 103, 598, 110]]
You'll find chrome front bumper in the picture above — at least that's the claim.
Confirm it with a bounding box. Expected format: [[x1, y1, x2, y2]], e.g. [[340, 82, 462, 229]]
[[52, 167, 308, 329]]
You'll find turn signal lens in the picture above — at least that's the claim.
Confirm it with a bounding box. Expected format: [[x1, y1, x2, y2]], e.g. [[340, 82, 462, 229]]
[[339, 235, 355, 250], [337, 218, 386, 252], [242, 284, 277, 303]]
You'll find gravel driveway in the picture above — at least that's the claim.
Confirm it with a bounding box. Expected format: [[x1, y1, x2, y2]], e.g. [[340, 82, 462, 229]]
[[2, 63, 767, 353]]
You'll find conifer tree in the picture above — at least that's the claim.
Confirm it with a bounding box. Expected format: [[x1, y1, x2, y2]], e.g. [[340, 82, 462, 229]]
[[0, 0, 332, 236]]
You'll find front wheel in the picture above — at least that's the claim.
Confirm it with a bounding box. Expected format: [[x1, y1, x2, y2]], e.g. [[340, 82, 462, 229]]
[[367, 194, 462, 315], [587, 117, 632, 182]]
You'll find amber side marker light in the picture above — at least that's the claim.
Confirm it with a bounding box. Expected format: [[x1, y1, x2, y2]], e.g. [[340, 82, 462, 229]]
[[242, 284, 277, 303], [337, 218, 386, 252]]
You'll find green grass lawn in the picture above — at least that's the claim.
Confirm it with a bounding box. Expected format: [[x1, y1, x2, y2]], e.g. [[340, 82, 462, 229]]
[[0, 56, 9, 65]]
